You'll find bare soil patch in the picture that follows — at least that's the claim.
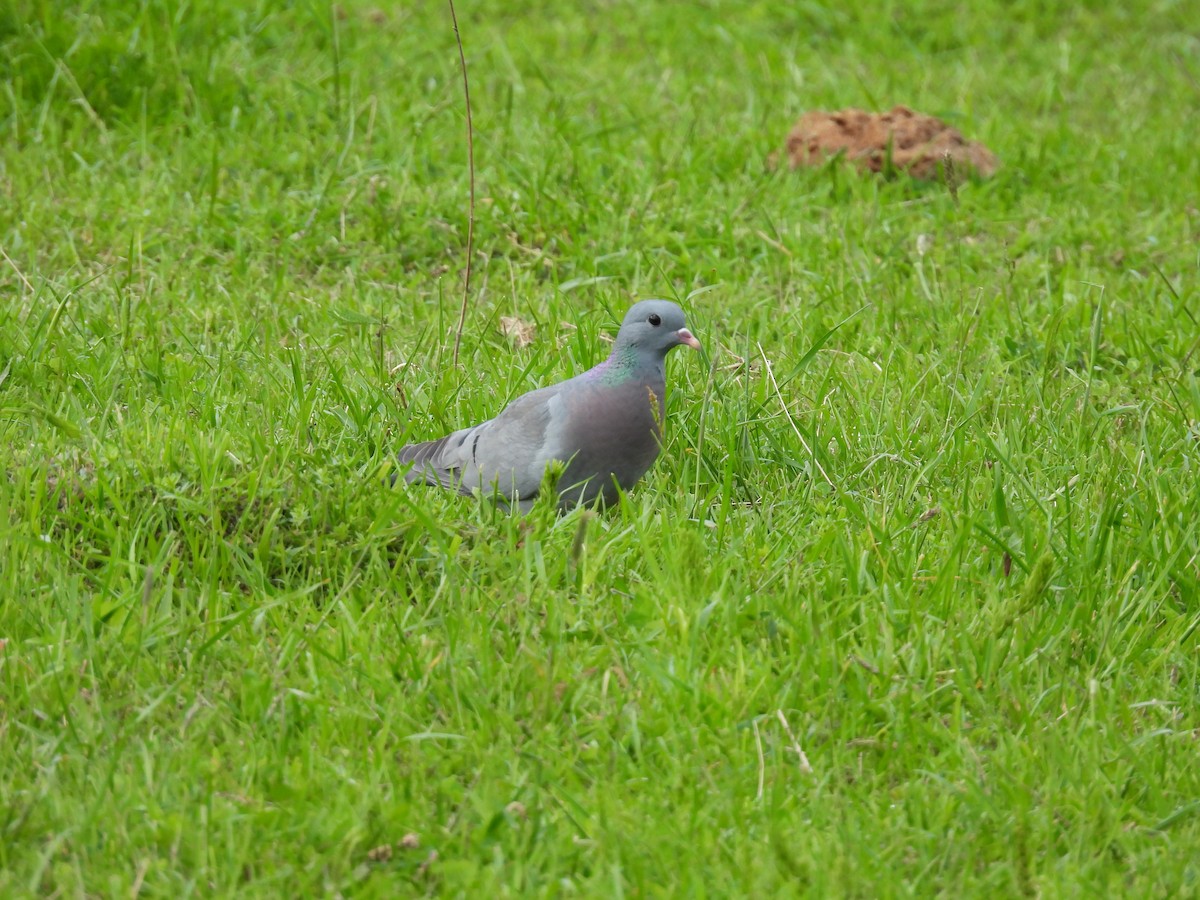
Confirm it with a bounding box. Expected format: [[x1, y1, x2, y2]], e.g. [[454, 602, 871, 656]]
[[784, 105, 998, 180]]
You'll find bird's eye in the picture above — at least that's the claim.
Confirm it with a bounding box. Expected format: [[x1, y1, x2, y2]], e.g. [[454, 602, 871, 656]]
[[648, 314, 662, 327]]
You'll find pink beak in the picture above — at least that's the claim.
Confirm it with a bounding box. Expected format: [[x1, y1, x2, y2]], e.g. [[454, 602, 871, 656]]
[[676, 328, 701, 351]]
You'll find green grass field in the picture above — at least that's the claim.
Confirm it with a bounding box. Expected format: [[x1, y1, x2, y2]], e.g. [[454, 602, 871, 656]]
[[3, 0, 1199, 895]]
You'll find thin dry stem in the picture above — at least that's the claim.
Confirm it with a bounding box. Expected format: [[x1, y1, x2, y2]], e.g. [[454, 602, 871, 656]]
[[0, 245, 35, 294], [448, 0, 476, 368]]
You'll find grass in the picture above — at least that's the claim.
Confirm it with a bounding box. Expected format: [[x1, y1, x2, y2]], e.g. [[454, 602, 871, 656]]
[[2, 0, 1199, 894]]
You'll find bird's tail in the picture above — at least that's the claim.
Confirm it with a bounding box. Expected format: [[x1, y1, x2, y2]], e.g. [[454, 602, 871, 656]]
[[395, 432, 471, 492]]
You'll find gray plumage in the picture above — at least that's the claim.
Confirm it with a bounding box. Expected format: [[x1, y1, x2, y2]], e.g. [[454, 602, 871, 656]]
[[397, 300, 701, 510]]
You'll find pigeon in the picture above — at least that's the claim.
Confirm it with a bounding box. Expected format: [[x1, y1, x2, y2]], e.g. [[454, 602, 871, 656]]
[[396, 299, 701, 510]]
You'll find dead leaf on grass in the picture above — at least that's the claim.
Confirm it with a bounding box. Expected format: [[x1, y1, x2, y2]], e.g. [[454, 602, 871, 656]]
[[499, 315, 536, 348]]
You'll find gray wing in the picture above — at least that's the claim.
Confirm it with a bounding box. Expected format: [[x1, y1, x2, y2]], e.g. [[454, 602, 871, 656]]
[[397, 384, 568, 503]]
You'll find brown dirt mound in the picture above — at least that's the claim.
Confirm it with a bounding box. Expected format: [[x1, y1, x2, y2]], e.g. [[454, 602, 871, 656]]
[[785, 105, 998, 180]]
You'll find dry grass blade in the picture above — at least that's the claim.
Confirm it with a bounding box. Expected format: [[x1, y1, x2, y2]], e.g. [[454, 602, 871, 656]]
[[752, 717, 765, 801], [758, 341, 835, 490], [775, 710, 813, 775]]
